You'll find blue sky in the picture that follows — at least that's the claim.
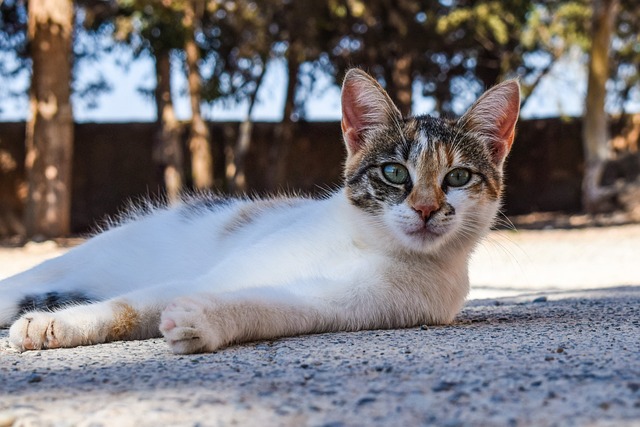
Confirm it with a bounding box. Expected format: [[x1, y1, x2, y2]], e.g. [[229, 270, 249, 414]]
[[0, 47, 609, 123]]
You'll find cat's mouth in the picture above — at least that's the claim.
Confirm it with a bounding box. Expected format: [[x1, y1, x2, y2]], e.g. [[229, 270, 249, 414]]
[[405, 223, 448, 240]]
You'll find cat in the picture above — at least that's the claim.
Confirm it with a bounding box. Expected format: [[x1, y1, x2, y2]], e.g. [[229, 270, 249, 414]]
[[0, 68, 520, 354]]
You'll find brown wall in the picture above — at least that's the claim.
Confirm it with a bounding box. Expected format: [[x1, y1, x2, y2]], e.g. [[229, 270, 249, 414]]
[[0, 118, 606, 234]]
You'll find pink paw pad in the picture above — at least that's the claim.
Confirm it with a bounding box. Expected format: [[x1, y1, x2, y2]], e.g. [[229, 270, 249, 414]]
[[23, 337, 36, 350], [160, 318, 176, 331]]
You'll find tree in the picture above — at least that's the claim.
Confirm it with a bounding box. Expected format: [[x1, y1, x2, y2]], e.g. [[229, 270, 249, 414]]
[[154, 47, 184, 203], [228, 64, 267, 193], [113, 0, 189, 203], [327, 1, 541, 115], [24, 0, 75, 238], [114, 0, 271, 195], [184, 0, 213, 191], [81, 0, 216, 198], [0, 0, 29, 111], [433, 0, 535, 111], [611, 0, 640, 116], [328, 0, 437, 116], [517, 0, 639, 212], [0, 0, 28, 237], [582, 0, 620, 212], [608, 0, 640, 156], [198, 0, 272, 193], [199, 0, 332, 192], [267, 0, 334, 189], [518, 2, 591, 107]]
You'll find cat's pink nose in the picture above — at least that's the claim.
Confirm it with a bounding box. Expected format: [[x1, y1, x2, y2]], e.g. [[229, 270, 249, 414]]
[[412, 203, 439, 221]]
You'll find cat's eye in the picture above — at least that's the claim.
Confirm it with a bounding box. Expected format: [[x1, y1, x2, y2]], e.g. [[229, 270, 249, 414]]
[[445, 168, 472, 187], [382, 163, 409, 185]]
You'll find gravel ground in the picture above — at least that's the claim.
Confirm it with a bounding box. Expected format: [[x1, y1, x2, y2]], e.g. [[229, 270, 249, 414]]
[[1, 225, 639, 426]]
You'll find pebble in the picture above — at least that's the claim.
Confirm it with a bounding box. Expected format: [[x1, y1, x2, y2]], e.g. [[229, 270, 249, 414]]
[[432, 381, 458, 392], [0, 412, 17, 427], [27, 374, 42, 383], [356, 397, 376, 407]]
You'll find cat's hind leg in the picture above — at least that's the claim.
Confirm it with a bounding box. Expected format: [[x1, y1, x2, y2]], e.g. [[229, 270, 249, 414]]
[[0, 280, 97, 328], [0, 252, 107, 327]]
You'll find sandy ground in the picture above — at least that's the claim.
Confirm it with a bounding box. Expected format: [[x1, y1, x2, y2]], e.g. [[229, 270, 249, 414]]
[[0, 225, 639, 426]]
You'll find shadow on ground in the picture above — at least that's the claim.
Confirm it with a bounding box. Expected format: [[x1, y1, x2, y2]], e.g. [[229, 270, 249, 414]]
[[1, 286, 639, 426]]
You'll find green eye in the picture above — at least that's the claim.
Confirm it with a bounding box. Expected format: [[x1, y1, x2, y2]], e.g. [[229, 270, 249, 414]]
[[382, 163, 409, 185], [445, 168, 472, 187]]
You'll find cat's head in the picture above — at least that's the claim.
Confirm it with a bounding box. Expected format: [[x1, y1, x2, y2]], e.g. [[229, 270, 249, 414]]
[[341, 68, 520, 253]]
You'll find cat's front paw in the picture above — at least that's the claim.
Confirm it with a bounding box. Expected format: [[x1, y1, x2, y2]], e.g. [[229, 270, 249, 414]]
[[9, 312, 73, 351], [160, 297, 222, 354]]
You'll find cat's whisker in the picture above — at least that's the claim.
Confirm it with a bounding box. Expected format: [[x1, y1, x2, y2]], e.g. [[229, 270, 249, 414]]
[[495, 210, 517, 231]]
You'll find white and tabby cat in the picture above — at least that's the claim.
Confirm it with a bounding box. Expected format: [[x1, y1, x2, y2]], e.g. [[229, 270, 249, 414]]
[[0, 69, 520, 354]]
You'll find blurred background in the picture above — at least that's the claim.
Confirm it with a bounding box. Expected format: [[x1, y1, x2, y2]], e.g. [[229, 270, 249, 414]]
[[0, 0, 638, 240]]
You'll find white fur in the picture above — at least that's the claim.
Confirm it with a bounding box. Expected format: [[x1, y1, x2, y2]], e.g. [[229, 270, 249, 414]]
[[0, 188, 490, 354]]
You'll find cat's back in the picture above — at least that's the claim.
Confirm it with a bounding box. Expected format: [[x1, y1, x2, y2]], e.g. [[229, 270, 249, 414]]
[[108, 192, 352, 259]]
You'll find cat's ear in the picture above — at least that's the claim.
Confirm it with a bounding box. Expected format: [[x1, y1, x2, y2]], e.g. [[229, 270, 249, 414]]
[[459, 79, 520, 166], [341, 68, 403, 156]]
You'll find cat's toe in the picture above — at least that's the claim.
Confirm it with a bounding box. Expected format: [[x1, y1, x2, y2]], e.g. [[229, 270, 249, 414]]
[[164, 326, 206, 354], [160, 298, 217, 354], [9, 312, 64, 351]]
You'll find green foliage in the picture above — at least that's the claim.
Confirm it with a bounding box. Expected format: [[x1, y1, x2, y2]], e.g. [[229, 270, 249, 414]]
[[323, 0, 541, 113], [430, 0, 533, 111], [114, 0, 189, 54], [0, 0, 639, 117], [521, 1, 591, 52], [0, 0, 29, 109], [198, 0, 272, 103], [0, 0, 27, 54], [436, 2, 524, 46], [611, 0, 640, 108]]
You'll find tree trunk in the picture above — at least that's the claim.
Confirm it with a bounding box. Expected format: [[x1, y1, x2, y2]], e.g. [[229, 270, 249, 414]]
[[184, 0, 213, 191], [582, 0, 619, 213], [268, 48, 300, 191], [154, 49, 184, 204], [227, 66, 267, 194], [24, 0, 74, 239], [387, 53, 413, 117]]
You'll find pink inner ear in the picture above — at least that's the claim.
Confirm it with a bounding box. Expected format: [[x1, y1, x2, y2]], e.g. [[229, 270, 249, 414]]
[[462, 79, 520, 165], [341, 83, 367, 155], [340, 69, 402, 156], [498, 92, 520, 148], [493, 107, 519, 161]]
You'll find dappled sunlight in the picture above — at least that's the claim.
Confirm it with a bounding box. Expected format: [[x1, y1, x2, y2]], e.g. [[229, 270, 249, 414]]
[[36, 93, 59, 119]]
